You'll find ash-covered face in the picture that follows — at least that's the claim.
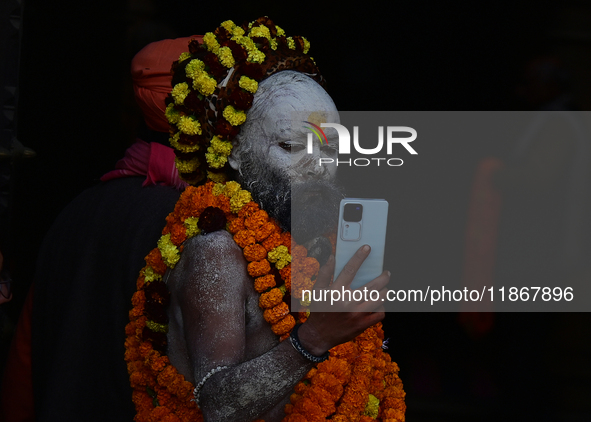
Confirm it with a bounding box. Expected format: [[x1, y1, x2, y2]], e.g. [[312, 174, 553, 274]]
[[228, 71, 343, 244]]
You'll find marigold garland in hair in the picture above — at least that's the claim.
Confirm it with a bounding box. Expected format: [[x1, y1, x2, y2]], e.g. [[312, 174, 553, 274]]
[[165, 17, 324, 186]]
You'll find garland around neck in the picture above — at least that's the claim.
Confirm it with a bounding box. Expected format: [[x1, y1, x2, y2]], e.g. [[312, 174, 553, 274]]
[[125, 180, 406, 422]]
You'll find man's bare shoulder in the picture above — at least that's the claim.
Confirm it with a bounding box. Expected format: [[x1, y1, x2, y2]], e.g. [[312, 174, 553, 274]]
[[168, 231, 249, 295]]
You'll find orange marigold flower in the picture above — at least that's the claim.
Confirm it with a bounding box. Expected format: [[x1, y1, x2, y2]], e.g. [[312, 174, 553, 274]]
[[280, 232, 291, 252], [263, 302, 290, 324], [291, 273, 313, 299], [244, 209, 268, 230], [259, 287, 283, 309], [305, 367, 318, 379], [291, 244, 308, 259], [307, 385, 335, 417], [262, 232, 282, 251], [254, 274, 276, 292], [234, 229, 256, 248], [243, 243, 267, 262], [299, 257, 320, 277], [294, 381, 308, 395], [255, 221, 275, 242], [227, 217, 245, 234], [145, 248, 167, 274], [290, 393, 302, 405], [284, 403, 294, 414], [169, 224, 187, 245], [248, 259, 271, 277], [132, 290, 146, 307], [237, 201, 259, 218], [271, 313, 295, 335]]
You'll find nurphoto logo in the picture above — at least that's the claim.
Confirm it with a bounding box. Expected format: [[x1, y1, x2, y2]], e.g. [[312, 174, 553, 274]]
[[303, 122, 418, 167]]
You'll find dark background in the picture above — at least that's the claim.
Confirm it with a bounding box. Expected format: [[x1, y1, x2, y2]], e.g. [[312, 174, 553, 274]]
[[2, 0, 591, 420]]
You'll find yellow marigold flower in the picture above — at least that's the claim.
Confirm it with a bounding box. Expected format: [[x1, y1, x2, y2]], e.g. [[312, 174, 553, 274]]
[[239, 76, 258, 94], [203, 32, 220, 53], [268, 245, 292, 269], [157, 233, 180, 268], [275, 25, 285, 37], [232, 26, 245, 37], [363, 394, 380, 419], [178, 51, 192, 62], [210, 136, 233, 156], [234, 35, 254, 51], [146, 320, 168, 333], [143, 266, 162, 283], [223, 105, 246, 126], [223, 180, 241, 197], [165, 103, 180, 124], [193, 72, 217, 97], [217, 46, 235, 68], [230, 190, 252, 213], [207, 171, 227, 183], [169, 132, 199, 153], [250, 25, 271, 40], [177, 115, 202, 136], [185, 59, 205, 79], [247, 48, 265, 64], [212, 183, 225, 196], [287, 37, 295, 50], [174, 156, 200, 173], [270, 38, 278, 50], [302, 37, 310, 54], [171, 82, 190, 105], [221, 20, 235, 31], [183, 217, 201, 238], [278, 284, 287, 294], [205, 151, 228, 169]]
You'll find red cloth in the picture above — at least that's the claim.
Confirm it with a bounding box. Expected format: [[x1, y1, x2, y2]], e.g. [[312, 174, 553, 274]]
[[132, 35, 203, 132], [1, 286, 34, 422], [100, 139, 188, 190]]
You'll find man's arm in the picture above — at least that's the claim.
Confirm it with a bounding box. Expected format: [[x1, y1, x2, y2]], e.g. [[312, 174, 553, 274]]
[[167, 231, 388, 422]]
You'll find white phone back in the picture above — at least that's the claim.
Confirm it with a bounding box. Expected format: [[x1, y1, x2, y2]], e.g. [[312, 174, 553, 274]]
[[334, 198, 388, 289]]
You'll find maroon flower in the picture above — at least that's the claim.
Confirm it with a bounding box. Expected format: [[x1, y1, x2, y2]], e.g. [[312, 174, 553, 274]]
[[144, 298, 169, 324], [238, 62, 265, 81], [213, 26, 231, 42], [215, 118, 240, 139], [183, 90, 205, 112], [221, 39, 248, 63], [142, 327, 167, 353], [229, 89, 253, 110], [198, 206, 227, 233], [188, 39, 202, 55], [203, 53, 227, 80]]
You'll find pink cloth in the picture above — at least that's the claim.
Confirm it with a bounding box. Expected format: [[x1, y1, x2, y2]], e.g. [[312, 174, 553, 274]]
[[101, 140, 187, 190]]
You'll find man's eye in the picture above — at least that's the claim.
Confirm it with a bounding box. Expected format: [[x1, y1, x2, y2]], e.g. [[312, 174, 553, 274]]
[[278, 142, 305, 152]]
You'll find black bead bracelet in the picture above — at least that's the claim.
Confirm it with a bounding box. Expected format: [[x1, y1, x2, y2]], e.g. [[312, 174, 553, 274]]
[[289, 323, 330, 363]]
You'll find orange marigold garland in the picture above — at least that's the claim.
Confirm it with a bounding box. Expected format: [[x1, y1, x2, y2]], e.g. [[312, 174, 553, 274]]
[[125, 180, 405, 421]]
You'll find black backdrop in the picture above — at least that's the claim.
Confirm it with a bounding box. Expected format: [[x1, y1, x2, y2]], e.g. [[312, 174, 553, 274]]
[[4, 1, 590, 421]]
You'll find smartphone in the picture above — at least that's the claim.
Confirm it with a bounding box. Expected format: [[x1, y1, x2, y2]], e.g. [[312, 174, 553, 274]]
[[333, 198, 388, 289]]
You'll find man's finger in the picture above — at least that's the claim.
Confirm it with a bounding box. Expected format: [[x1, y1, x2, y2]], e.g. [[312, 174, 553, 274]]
[[314, 255, 335, 290], [333, 245, 371, 288]]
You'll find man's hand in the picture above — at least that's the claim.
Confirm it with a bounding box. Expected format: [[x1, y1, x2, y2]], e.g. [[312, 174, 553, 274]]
[[298, 245, 389, 356]]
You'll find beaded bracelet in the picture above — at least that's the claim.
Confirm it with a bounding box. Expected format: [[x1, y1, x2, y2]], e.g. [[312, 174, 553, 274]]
[[289, 323, 330, 363], [192, 365, 228, 405]]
